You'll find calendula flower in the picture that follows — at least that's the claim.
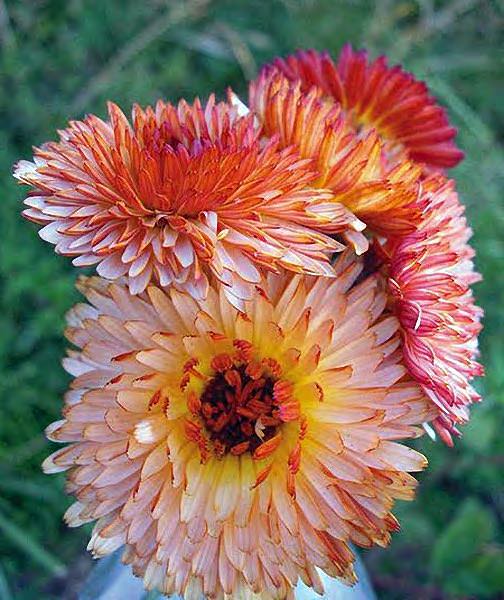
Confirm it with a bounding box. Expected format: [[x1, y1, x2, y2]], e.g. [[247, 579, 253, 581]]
[[15, 97, 356, 306], [249, 68, 423, 245], [43, 253, 432, 599], [265, 44, 464, 170], [388, 176, 483, 445]]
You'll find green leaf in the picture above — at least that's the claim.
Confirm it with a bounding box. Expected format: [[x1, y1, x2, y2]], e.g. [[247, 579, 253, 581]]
[[472, 550, 504, 596], [443, 549, 504, 598], [0, 563, 13, 600], [430, 499, 496, 577], [462, 411, 497, 453], [0, 508, 67, 578]]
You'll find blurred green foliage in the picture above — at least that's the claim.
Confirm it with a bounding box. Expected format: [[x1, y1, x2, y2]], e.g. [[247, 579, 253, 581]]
[[0, 0, 502, 598]]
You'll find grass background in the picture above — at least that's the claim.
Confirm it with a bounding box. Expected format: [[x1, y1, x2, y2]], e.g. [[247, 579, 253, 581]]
[[0, 0, 502, 598]]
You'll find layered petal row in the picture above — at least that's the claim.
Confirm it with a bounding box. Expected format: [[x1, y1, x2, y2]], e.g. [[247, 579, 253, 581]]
[[249, 70, 423, 243], [387, 177, 483, 444], [265, 45, 464, 170]]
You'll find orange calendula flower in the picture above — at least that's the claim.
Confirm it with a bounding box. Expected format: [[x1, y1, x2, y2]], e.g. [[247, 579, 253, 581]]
[[14, 97, 355, 306], [388, 176, 483, 445], [265, 44, 464, 170], [43, 253, 432, 599], [249, 68, 423, 244]]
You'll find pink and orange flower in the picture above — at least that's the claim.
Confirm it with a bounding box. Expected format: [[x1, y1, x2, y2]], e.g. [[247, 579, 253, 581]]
[[43, 254, 432, 599], [387, 176, 483, 444], [15, 98, 362, 306], [264, 44, 464, 170]]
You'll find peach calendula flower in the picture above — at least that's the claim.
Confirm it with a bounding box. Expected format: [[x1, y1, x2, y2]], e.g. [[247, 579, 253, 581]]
[[14, 97, 354, 306], [248, 69, 424, 245], [265, 44, 464, 170], [43, 252, 432, 600], [388, 176, 483, 445]]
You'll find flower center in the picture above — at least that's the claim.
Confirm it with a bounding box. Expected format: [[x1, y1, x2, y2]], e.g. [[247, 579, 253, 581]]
[[199, 363, 282, 458], [183, 341, 300, 461]]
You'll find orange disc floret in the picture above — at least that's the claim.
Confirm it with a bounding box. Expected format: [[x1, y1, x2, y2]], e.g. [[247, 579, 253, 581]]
[[43, 252, 433, 599], [388, 176, 483, 445], [266, 44, 464, 170], [249, 68, 424, 244], [15, 97, 354, 307]]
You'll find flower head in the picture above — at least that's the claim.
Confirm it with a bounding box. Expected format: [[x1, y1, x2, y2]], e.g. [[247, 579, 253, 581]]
[[265, 45, 464, 170], [249, 68, 423, 244], [43, 253, 432, 599], [15, 98, 351, 306], [388, 176, 483, 444]]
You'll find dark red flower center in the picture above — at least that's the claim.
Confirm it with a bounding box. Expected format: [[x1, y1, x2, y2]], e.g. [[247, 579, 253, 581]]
[[183, 341, 299, 461], [199, 364, 281, 458]]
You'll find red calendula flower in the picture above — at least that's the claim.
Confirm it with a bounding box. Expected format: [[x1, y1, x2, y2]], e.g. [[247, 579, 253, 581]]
[[249, 68, 424, 246], [388, 176, 483, 444], [265, 44, 464, 170], [43, 253, 432, 599], [15, 98, 359, 306]]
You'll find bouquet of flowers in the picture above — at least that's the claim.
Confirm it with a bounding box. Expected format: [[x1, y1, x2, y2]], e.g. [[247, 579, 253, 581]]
[[14, 45, 482, 600]]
